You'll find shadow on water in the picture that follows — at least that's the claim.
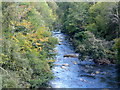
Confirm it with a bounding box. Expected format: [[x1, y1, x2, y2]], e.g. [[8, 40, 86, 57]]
[[49, 31, 118, 88]]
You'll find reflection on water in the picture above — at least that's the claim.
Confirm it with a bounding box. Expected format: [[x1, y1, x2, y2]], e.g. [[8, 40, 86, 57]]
[[49, 31, 118, 88]]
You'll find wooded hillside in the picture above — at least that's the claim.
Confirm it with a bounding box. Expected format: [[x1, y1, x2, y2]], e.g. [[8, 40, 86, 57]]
[[0, 1, 120, 88], [1, 2, 58, 88], [57, 2, 120, 64]]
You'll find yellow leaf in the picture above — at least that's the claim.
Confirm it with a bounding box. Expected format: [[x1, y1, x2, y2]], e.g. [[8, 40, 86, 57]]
[[36, 43, 41, 46]]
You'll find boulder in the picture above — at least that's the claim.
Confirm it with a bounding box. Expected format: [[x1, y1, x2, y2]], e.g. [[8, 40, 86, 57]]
[[58, 43, 62, 45], [93, 59, 111, 65], [61, 66, 66, 69], [95, 71, 100, 74], [62, 63, 69, 66], [63, 54, 79, 58]]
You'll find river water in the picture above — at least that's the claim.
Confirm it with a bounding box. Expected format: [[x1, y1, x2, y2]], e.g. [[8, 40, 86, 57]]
[[49, 31, 118, 88]]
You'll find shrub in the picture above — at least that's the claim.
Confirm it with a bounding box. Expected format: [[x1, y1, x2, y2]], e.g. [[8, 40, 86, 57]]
[[113, 38, 120, 64], [74, 31, 116, 62], [1, 2, 58, 88]]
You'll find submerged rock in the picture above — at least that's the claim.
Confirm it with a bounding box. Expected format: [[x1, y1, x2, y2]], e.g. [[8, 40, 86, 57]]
[[80, 74, 96, 79], [80, 78, 88, 82], [58, 43, 62, 45], [72, 61, 77, 64]]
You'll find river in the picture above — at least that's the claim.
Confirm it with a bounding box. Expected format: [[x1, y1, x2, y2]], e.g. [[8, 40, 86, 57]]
[[49, 31, 118, 88]]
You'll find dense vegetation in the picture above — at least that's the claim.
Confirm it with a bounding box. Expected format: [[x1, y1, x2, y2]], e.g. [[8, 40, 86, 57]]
[[57, 2, 120, 64], [0, 1, 120, 88], [1, 2, 58, 88]]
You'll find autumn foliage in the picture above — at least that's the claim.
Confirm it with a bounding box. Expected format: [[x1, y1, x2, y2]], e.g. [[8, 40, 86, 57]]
[[1, 2, 58, 88]]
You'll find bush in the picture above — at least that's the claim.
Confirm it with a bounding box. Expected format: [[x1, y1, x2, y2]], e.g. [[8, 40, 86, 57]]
[[1, 2, 58, 88], [113, 38, 120, 64], [74, 31, 116, 62]]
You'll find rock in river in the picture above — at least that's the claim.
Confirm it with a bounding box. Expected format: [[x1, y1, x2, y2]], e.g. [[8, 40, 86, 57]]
[[72, 61, 77, 64], [95, 71, 100, 74], [62, 63, 69, 66], [61, 66, 66, 69], [63, 54, 79, 58], [58, 43, 62, 45], [93, 59, 111, 65]]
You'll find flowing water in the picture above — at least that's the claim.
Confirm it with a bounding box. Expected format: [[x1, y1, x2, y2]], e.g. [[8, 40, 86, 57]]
[[49, 31, 118, 88]]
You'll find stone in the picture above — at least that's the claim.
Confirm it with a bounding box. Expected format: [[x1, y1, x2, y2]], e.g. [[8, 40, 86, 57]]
[[62, 63, 69, 66], [63, 54, 79, 58], [72, 61, 77, 64], [58, 43, 62, 45], [80, 78, 87, 82], [61, 66, 66, 69], [95, 71, 100, 74], [91, 73, 96, 76], [93, 59, 111, 65], [80, 78, 84, 81]]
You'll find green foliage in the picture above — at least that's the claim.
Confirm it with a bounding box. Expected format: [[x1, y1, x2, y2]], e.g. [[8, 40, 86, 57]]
[[113, 38, 120, 64], [88, 2, 118, 40], [3, 77, 19, 88], [1, 2, 58, 88], [85, 23, 98, 35], [74, 31, 116, 61], [58, 2, 119, 63], [19, 2, 30, 5], [58, 2, 90, 36], [74, 31, 87, 42]]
